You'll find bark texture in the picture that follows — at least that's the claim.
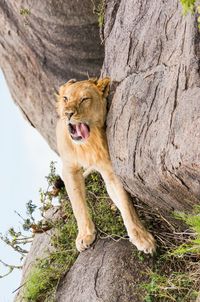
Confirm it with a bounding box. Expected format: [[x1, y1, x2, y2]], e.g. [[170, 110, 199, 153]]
[[103, 0, 200, 212], [56, 239, 152, 302], [0, 0, 104, 151]]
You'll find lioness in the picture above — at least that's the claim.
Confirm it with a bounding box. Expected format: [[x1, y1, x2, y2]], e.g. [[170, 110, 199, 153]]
[[56, 78, 156, 254]]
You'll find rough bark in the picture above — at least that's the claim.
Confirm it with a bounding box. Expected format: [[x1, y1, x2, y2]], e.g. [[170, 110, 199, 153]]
[[103, 0, 200, 212], [56, 239, 152, 302], [0, 0, 104, 152]]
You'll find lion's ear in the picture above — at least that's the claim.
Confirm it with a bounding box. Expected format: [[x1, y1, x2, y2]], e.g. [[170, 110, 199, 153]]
[[66, 79, 77, 85], [58, 79, 77, 96], [97, 77, 110, 98]]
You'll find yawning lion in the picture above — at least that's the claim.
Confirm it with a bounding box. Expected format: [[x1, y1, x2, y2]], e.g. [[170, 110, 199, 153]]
[[56, 78, 156, 254]]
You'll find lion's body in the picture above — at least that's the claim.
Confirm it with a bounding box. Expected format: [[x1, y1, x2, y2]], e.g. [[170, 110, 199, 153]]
[[56, 78, 155, 254]]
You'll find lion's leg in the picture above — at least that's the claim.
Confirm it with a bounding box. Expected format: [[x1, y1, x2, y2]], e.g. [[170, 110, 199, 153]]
[[98, 163, 156, 254], [62, 164, 96, 252]]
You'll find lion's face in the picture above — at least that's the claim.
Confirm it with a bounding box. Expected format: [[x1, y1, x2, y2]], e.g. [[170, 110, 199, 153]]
[[57, 78, 110, 143]]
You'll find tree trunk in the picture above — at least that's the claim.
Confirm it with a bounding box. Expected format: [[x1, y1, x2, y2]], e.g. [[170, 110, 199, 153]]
[[103, 0, 200, 212], [56, 239, 153, 302], [1, 0, 200, 301]]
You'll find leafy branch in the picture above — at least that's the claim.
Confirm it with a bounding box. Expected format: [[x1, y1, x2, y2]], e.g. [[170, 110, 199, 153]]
[[0, 260, 22, 279], [0, 161, 62, 280]]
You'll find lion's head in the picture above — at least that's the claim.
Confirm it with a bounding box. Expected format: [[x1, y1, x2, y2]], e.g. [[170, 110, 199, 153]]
[[57, 78, 110, 143]]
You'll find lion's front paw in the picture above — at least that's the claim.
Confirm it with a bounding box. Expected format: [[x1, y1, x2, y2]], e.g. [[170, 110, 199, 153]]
[[129, 229, 156, 255], [76, 231, 96, 252]]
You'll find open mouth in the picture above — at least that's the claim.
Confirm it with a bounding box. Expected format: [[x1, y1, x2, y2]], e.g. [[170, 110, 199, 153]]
[[68, 123, 90, 141]]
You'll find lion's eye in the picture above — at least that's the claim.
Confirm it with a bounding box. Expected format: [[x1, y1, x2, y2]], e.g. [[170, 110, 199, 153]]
[[63, 96, 68, 102], [81, 97, 90, 104]]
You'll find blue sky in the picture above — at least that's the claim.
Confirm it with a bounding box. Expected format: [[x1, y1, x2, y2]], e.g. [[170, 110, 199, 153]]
[[0, 70, 60, 301]]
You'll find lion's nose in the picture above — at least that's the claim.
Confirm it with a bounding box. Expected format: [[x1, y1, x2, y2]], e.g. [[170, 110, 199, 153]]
[[65, 112, 74, 120]]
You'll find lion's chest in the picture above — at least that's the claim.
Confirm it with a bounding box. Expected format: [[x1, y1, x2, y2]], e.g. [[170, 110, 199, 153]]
[[75, 141, 108, 169]]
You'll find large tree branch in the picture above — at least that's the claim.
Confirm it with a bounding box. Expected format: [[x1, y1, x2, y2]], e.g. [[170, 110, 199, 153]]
[[0, 0, 104, 152]]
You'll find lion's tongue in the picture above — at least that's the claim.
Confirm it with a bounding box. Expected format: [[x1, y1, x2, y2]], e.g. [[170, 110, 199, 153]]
[[76, 123, 89, 139]]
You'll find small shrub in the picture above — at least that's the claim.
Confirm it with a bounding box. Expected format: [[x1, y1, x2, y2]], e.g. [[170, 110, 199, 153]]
[[142, 206, 200, 302]]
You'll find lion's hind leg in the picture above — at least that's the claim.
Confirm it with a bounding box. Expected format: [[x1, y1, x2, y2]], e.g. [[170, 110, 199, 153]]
[[98, 163, 156, 254]]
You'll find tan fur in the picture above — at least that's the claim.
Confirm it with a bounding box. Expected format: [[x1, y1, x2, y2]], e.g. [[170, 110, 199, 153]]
[[56, 78, 156, 253]]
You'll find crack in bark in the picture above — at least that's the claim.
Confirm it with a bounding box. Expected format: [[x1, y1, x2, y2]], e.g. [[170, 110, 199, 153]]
[[180, 22, 187, 56], [167, 167, 191, 192], [141, 40, 145, 60], [143, 83, 159, 142], [104, 0, 121, 40], [184, 65, 189, 90], [147, 83, 159, 120], [164, 10, 176, 41], [138, 0, 143, 16], [113, 116, 118, 140], [0, 1, 15, 27], [131, 39, 139, 58], [135, 0, 148, 26], [168, 65, 180, 141], [94, 245, 107, 300], [173, 173, 191, 191], [119, 96, 130, 117], [157, 38, 163, 65], [126, 116, 131, 141], [132, 111, 147, 173], [126, 34, 133, 67], [126, 116, 132, 153], [167, 48, 176, 61], [174, 18, 180, 32], [137, 173, 145, 184], [160, 150, 191, 192], [163, 13, 168, 41], [160, 182, 170, 193], [155, 9, 162, 25]]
